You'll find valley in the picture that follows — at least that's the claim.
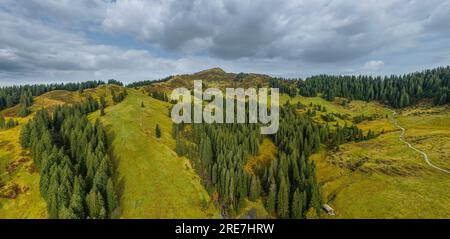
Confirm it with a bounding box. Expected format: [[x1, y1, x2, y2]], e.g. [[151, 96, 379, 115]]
[[1, 67, 449, 219]]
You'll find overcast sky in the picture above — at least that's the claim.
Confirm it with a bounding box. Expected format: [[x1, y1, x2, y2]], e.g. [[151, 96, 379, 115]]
[[1, 0, 450, 85]]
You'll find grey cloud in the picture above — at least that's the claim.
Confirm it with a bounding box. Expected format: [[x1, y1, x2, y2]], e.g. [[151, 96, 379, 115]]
[[1, 0, 450, 85], [102, 0, 286, 59], [3, 0, 108, 28], [101, 0, 450, 63], [424, 1, 450, 37], [0, 4, 179, 84]]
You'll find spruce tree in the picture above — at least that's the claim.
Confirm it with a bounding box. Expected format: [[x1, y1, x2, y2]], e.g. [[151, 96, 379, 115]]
[[266, 182, 276, 217], [106, 178, 118, 216], [70, 177, 85, 218], [7, 117, 15, 129], [59, 206, 77, 219], [86, 187, 106, 219], [0, 116, 4, 129], [19, 104, 29, 117], [249, 175, 261, 201], [291, 189, 304, 219], [276, 177, 289, 219], [155, 124, 161, 138], [100, 106, 105, 116], [100, 96, 106, 108]]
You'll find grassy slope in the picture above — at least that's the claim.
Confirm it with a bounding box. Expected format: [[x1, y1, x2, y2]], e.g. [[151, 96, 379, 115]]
[[295, 95, 450, 218], [1, 74, 448, 219], [398, 105, 450, 171], [280, 94, 392, 133], [89, 89, 219, 218], [0, 117, 47, 218]]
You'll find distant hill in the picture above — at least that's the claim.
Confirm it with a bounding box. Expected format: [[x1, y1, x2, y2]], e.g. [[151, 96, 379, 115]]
[[0, 84, 125, 117], [136, 68, 271, 94]]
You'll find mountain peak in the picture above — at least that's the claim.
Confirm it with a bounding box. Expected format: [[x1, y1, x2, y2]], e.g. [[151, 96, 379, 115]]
[[195, 67, 226, 75]]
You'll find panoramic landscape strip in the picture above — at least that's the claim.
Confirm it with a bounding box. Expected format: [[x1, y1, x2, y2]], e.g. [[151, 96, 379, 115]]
[[1, 3, 450, 236]]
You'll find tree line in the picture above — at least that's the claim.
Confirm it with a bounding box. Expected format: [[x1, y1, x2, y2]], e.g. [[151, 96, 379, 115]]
[[126, 76, 173, 88], [299, 66, 450, 107], [0, 81, 106, 111], [269, 78, 298, 97], [107, 79, 124, 86], [150, 91, 169, 102], [20, 96, 118, 219], [273, 66, 450, 108]]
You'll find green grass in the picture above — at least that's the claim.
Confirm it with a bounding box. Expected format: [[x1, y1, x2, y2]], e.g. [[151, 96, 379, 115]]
[[397, 105, 450, 171], [280, 94, 392, 132], [280, 94, 390, 117], [245, 137, 276, 174], [306, 100, 450, 218], [0, 121, 47, 218], [2, 83, 449, 219], [89, 89, 219, 218], [235, 199, 270, 219]]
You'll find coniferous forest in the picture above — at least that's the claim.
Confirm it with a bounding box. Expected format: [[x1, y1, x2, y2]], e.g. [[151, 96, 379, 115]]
[[0, 66, 447, 220], [271, 66, 450, 108], [4, 0, 450, 223], [0, 81, 105, 111], [172, 100, 373, 218], [297, 66, 450, 108], [20, 97, 118, 219]]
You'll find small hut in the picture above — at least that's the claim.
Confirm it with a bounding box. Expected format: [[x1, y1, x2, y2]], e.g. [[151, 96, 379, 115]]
[[323, 204, 335, 216]]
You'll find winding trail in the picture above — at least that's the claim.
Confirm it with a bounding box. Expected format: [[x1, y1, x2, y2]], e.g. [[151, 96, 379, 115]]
[[390, 110, 450, 174]]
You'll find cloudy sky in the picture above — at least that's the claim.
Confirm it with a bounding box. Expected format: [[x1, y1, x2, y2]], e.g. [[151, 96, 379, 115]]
[[1, 0, 450, 85]]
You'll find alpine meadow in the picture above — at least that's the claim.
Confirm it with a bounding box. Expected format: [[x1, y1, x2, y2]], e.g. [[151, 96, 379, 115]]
[[1, 0, 450, 221]]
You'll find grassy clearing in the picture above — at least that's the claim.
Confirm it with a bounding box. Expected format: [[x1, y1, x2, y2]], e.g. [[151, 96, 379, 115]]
[[281, 94, 393, 134], [306, 99, 450, 218], [0, 119, 47, 218], [235, 199, 270, 219], [245, 137, 276, 174], [314, 136, 450, 219], [281, 95, 390, 117], [397, 105, 450, 171], [89, 89, 219, 218]]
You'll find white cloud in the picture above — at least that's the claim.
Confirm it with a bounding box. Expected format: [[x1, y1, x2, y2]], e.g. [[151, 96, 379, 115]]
[[362, 61, 385, 71]]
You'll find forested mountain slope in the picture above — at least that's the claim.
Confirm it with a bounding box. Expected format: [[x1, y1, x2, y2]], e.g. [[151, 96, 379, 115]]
[[0, 84, 125, 218], [1, 66, 450, 219], [88, 89, 219, 218]]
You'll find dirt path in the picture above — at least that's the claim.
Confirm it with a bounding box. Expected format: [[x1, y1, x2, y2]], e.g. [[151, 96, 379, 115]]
[[390, 110, 450, 174]]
